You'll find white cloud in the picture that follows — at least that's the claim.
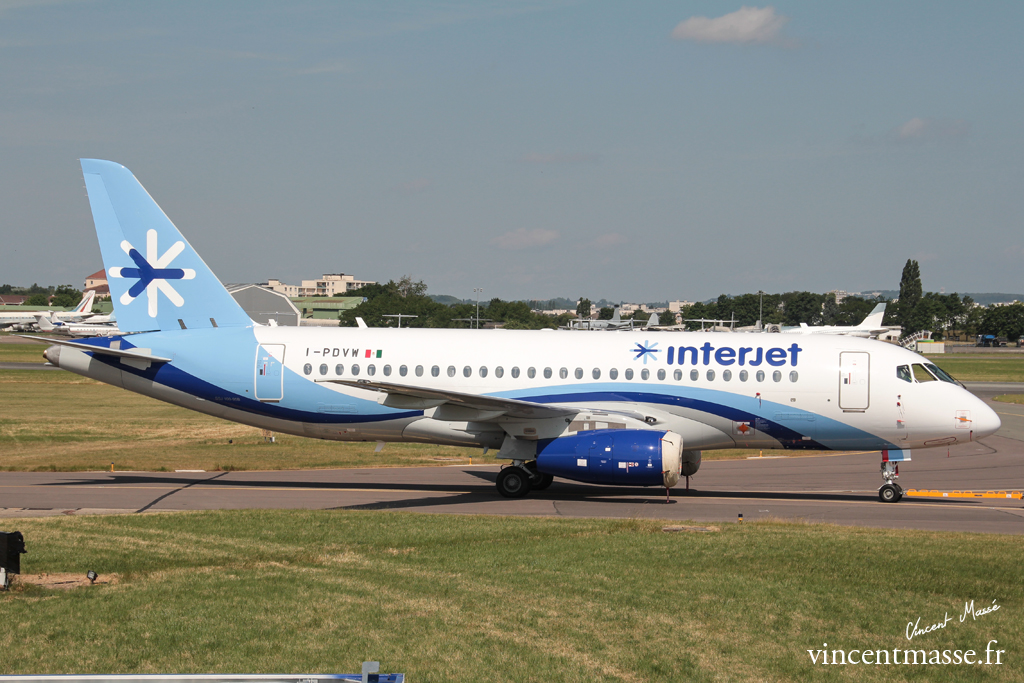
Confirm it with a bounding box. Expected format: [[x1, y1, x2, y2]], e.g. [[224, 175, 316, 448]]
[[891, 117, 969, 143], [519, 152, 600, 165], [491, 228, 559, 250], [592, 233, 626, 249], [671, 6, 792, 46]]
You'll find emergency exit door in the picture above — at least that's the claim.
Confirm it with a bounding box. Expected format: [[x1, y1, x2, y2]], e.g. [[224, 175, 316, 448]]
[[839, 351, 869, 410], [255, 344, 285, 402]]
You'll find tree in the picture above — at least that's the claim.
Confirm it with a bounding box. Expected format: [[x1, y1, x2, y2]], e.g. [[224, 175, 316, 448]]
[[981, 302, 1024, 343], [576, 298, 592, 319], [26, 293, 49, 306], [894, 259, 925, 335], [51, 285, 82, 308], [598, 307, 614, 320]]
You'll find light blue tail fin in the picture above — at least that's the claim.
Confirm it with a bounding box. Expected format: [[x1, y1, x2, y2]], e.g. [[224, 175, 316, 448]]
[[80, 160, 252, 333]]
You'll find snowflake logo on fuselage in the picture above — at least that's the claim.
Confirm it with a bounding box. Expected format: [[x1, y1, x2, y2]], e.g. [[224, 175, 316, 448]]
[[632, 340, 660, 364], [108, 229, 196, 317]]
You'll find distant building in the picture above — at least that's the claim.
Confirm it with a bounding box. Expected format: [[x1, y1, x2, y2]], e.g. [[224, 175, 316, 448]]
[[828, 290, 850, 304], [84, 269, 110, 299], [0, 295, 27, 305], [265, 273, 375, 298], [667, 300, 694, 313], [291, 296, 363, 326]]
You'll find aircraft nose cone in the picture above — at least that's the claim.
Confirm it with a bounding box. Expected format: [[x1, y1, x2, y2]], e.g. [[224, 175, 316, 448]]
[[971, 398, 1001, 439]]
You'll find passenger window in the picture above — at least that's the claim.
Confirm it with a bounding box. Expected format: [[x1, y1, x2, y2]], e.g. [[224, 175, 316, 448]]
[[912, 364, 937, 382], [625, 368, 634, 380], [303, 363, 312, 376], [383, 365, 392, 376], [463, 366, 472, 378], [722, 369, 731, 381], [367, 364, 376, 376], [479, 366, 488, 378], [575, 368, 583, 379], [609, 368, 619, 380], [335, 364, 344, 375], [527, 367, 536, 379], [495, 366, 504, 378], [756, 370, 765, 382], [593, 368, 601, 380], [772, 370, 782, 382], [559, 367, 568, 379], [673, 369, 682, 381], [431, 365, 440, 377], [352, 364, 361, 376], [543, 367, 552, 379], [789, 371, 798, 382], [739, 369, 748, 382], [415, 365, 424, 377], [512, 366, 520, 378], [641, 369, 650, 380], [399, 365, 408, 377], [447, 365, 456, 377], [690, 369, 698, 381], [706, 369, 715, 381], [657, 369, 665, 380], [319, 364, 328, 375]]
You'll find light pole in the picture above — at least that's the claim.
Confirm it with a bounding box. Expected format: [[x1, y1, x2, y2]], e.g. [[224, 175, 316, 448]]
[[474, 287, 483, 329], [758, 290, 764, 330]]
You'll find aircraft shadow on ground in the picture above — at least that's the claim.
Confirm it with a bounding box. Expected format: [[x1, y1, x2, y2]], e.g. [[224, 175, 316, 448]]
[[39, 470, 996, 510]]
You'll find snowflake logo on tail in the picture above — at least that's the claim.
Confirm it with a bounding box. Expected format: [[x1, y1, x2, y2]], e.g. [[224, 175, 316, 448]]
[[108, 229, 195, 317], [632, 340, 660, 364]]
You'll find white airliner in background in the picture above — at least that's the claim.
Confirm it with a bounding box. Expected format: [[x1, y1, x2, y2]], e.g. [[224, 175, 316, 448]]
[[25, 160, 1001, 503], [779, 302, 889, 338], [0, 290, 95, 330]]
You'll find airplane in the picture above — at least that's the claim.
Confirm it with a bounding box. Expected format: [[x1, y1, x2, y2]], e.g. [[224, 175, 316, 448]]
[[0, 290, 96, 330], [35, 314, 123, 338], [23, 160, 1001, 504], [565, 307, 659, 331], [777, 302, 891, 338]]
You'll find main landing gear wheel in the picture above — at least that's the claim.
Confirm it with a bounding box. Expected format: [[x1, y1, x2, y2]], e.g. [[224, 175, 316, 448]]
[[496, 466, 532, 498], [523, 460, 554, 491], [879, 484, 903, 503]]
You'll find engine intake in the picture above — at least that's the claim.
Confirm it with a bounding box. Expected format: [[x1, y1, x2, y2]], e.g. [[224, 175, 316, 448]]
[[536, 429, 683, 487]]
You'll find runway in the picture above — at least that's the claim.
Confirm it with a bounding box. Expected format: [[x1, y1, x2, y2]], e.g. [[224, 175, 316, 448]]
[[1, 383, 1022, 534]]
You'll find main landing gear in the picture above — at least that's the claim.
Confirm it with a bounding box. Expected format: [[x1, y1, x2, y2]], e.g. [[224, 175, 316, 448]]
[[878, 461, 904, 503], [496, 461, 552, 498]]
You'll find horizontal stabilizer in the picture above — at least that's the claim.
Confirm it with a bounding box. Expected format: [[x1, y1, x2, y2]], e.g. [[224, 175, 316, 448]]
[[17, 335, 172, 362]]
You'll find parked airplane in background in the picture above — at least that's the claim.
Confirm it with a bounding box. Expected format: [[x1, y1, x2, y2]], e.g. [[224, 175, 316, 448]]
[[778, 302, 889, 338], [565, 307, 660, 331], [36, 314, 122, 338], [25, 160, 1000, 503], [0, 291, 96, 330]]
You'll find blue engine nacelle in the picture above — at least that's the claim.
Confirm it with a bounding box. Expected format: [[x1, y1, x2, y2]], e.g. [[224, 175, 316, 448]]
[[536, 429, 683, 487]]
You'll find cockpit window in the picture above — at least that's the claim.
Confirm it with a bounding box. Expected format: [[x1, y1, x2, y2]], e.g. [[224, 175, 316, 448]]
[[912, 363, 937, 382], [896, 365, 912, 383], [925, 363, 958, 384]]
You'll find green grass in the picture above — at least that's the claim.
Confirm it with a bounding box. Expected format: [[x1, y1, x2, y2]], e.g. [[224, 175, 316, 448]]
[[930, 355, 1024, 382], [0, 341, 47, 363], [0, 370, 806, 472], [994, 394, 1024, 405], [1, 511, 1019, 681]]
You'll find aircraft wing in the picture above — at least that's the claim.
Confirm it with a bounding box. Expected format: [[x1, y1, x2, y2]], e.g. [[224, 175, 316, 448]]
[[316, 378, 578, 419]]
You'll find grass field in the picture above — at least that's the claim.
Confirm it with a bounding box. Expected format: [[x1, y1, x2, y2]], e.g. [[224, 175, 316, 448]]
[[995, 394, 1024, 405], [1, 511, 1019, 682], [930, 355, 1024, 383], [0, 341, 47, 363]]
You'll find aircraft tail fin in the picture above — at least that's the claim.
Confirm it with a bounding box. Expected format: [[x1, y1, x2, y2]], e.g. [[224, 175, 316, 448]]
[[646, 313, 660, 328], [860, 302, 887, 328], [79, 160, 252, 333], [36, 315, 55, 331], [74, 289, 96, 315], [611, 307, 620, 322]]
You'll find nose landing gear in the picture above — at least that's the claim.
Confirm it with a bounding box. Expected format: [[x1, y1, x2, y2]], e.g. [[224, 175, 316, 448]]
[[879, 461, 903, 502]]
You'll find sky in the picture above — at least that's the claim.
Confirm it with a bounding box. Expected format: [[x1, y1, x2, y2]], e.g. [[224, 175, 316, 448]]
[[1, 1, 1022, 302]]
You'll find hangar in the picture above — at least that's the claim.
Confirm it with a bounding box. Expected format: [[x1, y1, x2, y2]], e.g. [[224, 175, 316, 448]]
[[227, 284, 300, 326]]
